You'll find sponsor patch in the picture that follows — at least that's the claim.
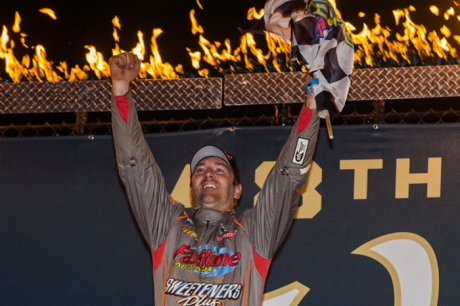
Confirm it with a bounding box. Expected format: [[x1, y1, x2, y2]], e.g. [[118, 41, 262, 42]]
[[173, 244, 241, 277], [182, 225, 198, 241], [292, 138, 309, 165], [173, 262, 212, 273], [216, 230, 237, 242], [165, 278, 242, 305]]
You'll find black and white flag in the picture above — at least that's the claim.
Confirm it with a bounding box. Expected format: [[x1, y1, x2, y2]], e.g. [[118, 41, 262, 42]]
[[264, 0, 354, 114]]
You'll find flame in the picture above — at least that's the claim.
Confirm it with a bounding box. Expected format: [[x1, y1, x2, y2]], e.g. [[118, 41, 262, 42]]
[[39, 8, 57, 20], [348, 3, 460, 67], [242, 32, 270, 71], [1, 25, 23, 82], [265, 32, 291, 71], [441, 25, 451, 38], [428, 31, 456, 60], [187, 48, 201, 69], [112, 16, 121, 29], [85, 23, 180, 80], [190, 9, 204, 35], [187, 10, 243, 74], [196, 0, 203, 10], [444, 7, 455, 20], [111, 16, 123, 58], [56, 61, 88, 81], [188, 6, 292, 74], [0, 9, 183, 81], [430, 6, 439, 16], [32, 45, 62, 82], [85, 45, 109, 79], [132, 31, 145, 61], [144, 28, 180, 79], [247, 7, 264, 20], [1, 12, 65, 82], [112, 16, 121, 43], [198, 68, 209, 77], [20, 33, 28, 48], [13, 12, 21, 33], [2, 2, 460, 82]]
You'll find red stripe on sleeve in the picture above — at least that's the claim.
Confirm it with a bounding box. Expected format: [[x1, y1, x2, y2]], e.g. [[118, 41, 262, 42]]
[[252, 247, 272, 280], [152, 240, 167, 272], [115, 95, 129, 123], [297, 106, 312, 135]]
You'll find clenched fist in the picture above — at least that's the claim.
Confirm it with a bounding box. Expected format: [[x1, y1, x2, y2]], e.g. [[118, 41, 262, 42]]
[[109, 52, 141, 96]]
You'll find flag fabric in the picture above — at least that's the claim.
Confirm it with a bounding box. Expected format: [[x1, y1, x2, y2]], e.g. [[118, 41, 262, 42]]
[[264, 0, 354, 115]]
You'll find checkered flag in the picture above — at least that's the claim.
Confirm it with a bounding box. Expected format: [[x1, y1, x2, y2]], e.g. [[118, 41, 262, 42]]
[[264, 0, 354, 115]]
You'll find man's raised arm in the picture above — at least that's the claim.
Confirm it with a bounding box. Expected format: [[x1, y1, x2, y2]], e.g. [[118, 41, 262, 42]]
[[109, 52, 184, 251], [241, 87, 320, 259]]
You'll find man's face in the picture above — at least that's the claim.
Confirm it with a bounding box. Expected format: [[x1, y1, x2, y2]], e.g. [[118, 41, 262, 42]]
[[191, 157, 242, 212]]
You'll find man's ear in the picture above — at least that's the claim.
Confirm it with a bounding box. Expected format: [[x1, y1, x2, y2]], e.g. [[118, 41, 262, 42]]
[[234, 184, 242, 199]]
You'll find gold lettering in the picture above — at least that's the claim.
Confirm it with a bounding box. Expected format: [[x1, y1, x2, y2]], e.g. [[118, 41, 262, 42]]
[[395, 158, 442, 199], [340, 159, 383, 200], [174, 261, 213, 272], [171, 165, 192, 208]]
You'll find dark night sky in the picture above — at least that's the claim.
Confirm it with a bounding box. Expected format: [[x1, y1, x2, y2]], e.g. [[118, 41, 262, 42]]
[[0, 0, 457, 78]]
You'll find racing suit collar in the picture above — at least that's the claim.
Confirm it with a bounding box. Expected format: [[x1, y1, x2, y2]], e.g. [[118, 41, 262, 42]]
[[192, 208, 233, 223]]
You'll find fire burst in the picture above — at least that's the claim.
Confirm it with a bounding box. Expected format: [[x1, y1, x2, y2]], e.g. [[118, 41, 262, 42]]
[[1, 2, 460, 82]]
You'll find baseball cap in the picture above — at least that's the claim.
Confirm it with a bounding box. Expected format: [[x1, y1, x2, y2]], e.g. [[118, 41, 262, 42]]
[[190, 145, 241, 183]]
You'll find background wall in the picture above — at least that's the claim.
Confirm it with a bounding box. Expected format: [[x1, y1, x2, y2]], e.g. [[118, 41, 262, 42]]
[[1, 124, 458, 305]]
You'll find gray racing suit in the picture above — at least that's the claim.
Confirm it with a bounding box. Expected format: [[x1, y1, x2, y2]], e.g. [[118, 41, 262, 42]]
[[112, 93, 319, 305]]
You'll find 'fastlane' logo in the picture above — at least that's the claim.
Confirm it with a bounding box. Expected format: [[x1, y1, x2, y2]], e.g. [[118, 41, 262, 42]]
[[173, 244, 241, 277], [292, 138, 309, 165]]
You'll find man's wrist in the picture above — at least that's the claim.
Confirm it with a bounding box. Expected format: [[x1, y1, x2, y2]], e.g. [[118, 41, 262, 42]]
[[112, 80, 130, 96]]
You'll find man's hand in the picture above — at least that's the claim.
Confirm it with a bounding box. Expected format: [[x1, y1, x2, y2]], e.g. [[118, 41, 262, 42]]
[[306, 92, 317, 110], [109, 52, 141, 96], [305, 73, 317, 110]]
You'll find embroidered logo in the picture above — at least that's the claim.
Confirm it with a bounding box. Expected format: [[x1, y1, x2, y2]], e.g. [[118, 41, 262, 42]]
[[182, 225, 198, 241], [217, 230, 237, 242], [173, 244, 241, 277], [165, 278, 242, 305], [292, 138, 309, 165]]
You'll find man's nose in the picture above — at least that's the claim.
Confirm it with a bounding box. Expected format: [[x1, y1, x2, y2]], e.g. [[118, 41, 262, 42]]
[[204, 168, 214, 177]]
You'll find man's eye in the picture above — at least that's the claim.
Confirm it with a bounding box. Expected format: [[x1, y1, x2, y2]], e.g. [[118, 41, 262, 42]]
[[215, 168, 225, 173], [196, 168, 205, 173]]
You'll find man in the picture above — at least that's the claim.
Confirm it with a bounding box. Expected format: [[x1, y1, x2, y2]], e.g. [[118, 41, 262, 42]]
[[110, 52, 319, 305]]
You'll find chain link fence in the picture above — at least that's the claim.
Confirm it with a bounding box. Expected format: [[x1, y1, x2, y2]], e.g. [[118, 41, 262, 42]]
[[2, 101, 460, 137]]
